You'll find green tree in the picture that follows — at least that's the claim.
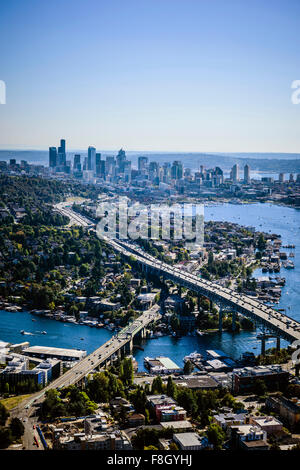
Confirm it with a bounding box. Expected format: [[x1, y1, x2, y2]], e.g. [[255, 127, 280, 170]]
[[0, 403, 9, 426], [10, 417, 25, 439], [257, 233, 266, 251], [0, 427, 13, 449], [183, 360, 194, 375], [254, 379, 268, 397], [206, 423, 226, 450], [167, 376, 176, 398], [120, 358, 133, 386], [151, 376, 164, 394]]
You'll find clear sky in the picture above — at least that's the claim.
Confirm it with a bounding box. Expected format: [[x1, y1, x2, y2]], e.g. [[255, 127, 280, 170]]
[[0, 0, 300, 152]]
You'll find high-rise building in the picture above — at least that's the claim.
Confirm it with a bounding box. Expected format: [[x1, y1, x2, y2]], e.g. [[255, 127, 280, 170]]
[[138, 156, 148, 172], [74, 154, 81, 171], [289, 173, 295, 183], [57, 139, 66, 166], [231, 164, 239, 183], [59, 139, 66, 154], [116, 148, 126, 173], [88, 146, 96, 172], [99, 160, 106, 178], [95, 153, 101, 176], [213, 167, 224, 186], [105, 156, 116, 177], [279, 173, 285, 183], [244, 164, 250, 184], [96, 153, 101, 165], [149, 161, 160, 182], [49, 147, 57, 168], [171, 161, 183, 180], [124, 161, 132, 183]]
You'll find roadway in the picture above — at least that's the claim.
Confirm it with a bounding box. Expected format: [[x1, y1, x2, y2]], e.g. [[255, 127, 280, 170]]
[[54, 203, 300, 342], [15, 305, 161, 414], [109, 238, 300, 343]]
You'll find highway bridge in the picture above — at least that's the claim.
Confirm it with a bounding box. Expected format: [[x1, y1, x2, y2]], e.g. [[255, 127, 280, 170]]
[[20, 305, 161, 411], [55, 203, 300, 346], [105, 238, 300, 346]]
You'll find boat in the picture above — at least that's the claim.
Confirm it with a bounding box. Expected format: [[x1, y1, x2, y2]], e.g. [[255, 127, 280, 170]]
[[80, 337, 84, 340], [42, 331, 47, 335], [196, 329, 206, 336], [183, 351, 203, 363], [284, 260, 295, 269], [20, 330, 33, 335]]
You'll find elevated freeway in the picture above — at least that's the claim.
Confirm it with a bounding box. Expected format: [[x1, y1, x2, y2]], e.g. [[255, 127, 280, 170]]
[[54, 202, 300, 345], [106, 238, 300, 345], [17, 305, 161, 411]]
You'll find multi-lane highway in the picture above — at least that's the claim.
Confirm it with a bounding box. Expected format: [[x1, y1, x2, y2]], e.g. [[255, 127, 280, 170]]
[[55, 203, 300, 343], [16, 305, 161, 412], [108, 238, 300, 343]]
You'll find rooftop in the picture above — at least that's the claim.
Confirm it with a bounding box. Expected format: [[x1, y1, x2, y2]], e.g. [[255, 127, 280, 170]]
[[23, 345, 86, 359], [173, 432, 203, 447]]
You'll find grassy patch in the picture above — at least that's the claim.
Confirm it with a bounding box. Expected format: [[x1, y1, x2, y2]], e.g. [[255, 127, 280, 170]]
[[0, 394, 31, 410]]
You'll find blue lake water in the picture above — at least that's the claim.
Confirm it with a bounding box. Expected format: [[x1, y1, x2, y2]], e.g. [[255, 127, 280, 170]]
[[0, 203, 299, 370], [0, 310, 112, 354]]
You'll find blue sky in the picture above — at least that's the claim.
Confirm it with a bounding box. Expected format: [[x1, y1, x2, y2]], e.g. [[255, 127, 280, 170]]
[[0, 0, 300, 152]]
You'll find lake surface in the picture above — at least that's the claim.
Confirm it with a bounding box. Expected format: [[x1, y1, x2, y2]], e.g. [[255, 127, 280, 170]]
[[0, 202, 299, 370], [0, 310, 112, 354]]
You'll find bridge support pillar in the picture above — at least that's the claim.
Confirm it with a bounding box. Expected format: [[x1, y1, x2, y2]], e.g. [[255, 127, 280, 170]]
[[295, 364, 300, 377], [276, 337, 280, 352], [178, 286, 182, 298], [232, 311, 237, 332], [198, 296, 201, 311], [125, 339, 133, 355], [219, 308, 223, 332]]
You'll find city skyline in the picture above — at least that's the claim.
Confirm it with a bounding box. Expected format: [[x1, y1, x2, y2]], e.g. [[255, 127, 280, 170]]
[[0, 0, 300, 152]]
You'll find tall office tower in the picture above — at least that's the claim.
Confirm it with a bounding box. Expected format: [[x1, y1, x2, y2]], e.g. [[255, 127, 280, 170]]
[[138, 156, 148, 172], [289, 173, 295, 183], [116, 148, 126, 173], [171, 160, 183, 180], [279, 173, 285, 183], [88, 146, 96, 172], [184, 168, 192, 178], [83, 157, 88, 171], [96, 153, 101, 165], [244, 164, 250, 184], [99, 160, 106, 178], [214, 167, 224, 186], [231, 164, 239, 183], [194, 172, 202, 186], [49, 147, 57, 168], [162, 162, 171, 183], [58, 139, 66, 166], [105, 156, 116, 177], [95, 153, 101, 176], [149, 161, 160, 182], [74, 154, 81, 171], [124, 161, 132, 183], [59, 139, 66, 154]]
